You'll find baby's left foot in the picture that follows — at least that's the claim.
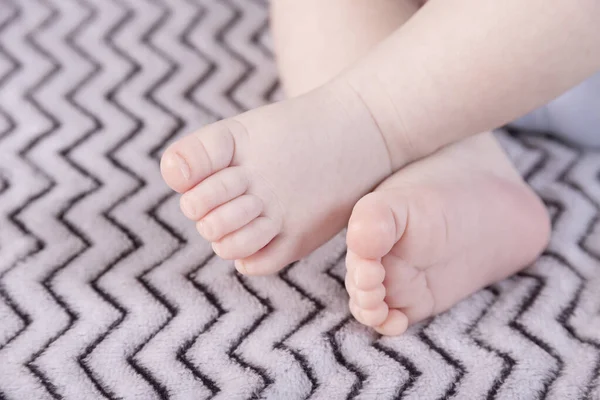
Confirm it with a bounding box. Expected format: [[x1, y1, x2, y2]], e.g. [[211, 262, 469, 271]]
[[345, 133, 550, 335], [160, 82, 394, 275]]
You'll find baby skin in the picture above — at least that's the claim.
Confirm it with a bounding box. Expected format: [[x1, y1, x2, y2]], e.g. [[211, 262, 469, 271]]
[[344, 133, 549, 335], [162, 0, 600, 335], [161, 82, 394, 275]]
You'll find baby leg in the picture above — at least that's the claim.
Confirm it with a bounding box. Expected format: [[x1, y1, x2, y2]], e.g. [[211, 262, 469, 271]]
[[271, 0, 551, 335], [160, 0, 586, 275]]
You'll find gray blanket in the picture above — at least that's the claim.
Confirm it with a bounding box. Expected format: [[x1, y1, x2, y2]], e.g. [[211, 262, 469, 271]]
[[1, 0, 599, 399]]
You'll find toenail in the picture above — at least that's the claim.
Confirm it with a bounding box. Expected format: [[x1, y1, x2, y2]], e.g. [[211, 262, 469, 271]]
[[211, 242, 221, 256], [235, 259, 249, 274], [181, 195, 196, 218], [171, 152, 191, 180], [198, 219, 212, 238]]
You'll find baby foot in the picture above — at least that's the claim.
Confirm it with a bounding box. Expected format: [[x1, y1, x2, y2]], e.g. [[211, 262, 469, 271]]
[[160, 83, 393, 275], [345, 133, 550, 335]]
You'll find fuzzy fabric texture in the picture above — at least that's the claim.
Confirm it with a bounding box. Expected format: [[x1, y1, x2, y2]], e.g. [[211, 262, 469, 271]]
[[1, 1, 600, 399]]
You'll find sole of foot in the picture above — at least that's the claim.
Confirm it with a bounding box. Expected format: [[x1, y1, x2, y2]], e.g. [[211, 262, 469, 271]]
[[344, 132, 550, 336]]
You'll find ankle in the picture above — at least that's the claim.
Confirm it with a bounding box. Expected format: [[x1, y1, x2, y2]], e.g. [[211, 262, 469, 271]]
[[308, 79, 393, 176], [335, 74, 422, 170]]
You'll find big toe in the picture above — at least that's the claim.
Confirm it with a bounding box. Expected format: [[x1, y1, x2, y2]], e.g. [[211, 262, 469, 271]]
[[160, 120, 237, 193], [347, 192, 407, 260]]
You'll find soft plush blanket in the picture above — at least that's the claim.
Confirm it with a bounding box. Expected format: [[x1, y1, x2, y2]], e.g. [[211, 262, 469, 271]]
[[1, 0, 599, 399]]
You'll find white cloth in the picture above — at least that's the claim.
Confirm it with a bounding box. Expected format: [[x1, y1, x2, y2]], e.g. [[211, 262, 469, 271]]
[[511, 72, 600, 147]]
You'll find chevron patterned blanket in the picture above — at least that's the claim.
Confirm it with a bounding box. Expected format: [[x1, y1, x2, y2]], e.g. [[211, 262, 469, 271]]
[[1, 1, 600, 399]]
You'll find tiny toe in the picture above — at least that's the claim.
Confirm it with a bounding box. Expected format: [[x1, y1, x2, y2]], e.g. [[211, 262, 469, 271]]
[[347, 192, 407, 259], [350, 299, 388, 327], [213, 216, 279, 260], [357, 302, 389, 327], [374, 309, 409, 336], [235, 239, 292, 276], [179, 167, 248, 221], [345, 272, 357, 298], [197, 194, 263, 241], [354, 284, 386, 310], [348, 299, 364, 324], [354, 263, 386, 291], [234, 235, 295, 276], [161, 121, 235, 193], [347, 251, 385, 291]]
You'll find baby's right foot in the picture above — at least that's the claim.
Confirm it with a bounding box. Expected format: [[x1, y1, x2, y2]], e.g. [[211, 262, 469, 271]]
[[345, 133, 550, 335]]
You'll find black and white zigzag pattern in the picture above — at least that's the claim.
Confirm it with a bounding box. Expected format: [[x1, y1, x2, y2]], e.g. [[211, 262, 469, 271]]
[[1, 1, 600, 399]]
